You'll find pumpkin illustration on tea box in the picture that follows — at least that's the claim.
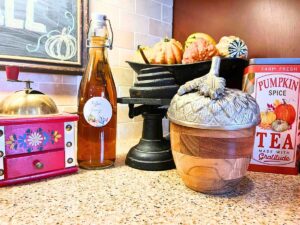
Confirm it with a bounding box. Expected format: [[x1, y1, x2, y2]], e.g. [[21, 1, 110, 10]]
[[271, 120, 289, 132], [274, 99, 296, 125], [260, 110, 276, 128]]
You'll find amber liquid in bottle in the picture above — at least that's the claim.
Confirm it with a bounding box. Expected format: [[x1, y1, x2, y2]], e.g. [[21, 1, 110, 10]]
[[77, 36, 117, 169]]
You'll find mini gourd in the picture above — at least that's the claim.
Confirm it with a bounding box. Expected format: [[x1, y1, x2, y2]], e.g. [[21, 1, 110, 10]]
[[150, 38, 183, 64]]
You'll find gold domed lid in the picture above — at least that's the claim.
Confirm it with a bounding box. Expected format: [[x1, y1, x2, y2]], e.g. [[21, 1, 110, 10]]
[[0, 86, 59, 116]]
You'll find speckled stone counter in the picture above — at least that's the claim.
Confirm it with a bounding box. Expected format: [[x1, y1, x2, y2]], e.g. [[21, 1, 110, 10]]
[[1, 140, 299, 225]]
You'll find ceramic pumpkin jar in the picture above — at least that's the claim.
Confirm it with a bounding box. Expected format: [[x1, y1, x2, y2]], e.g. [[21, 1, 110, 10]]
[[168, 56, 260, 194], [149, 38, 183, 64]]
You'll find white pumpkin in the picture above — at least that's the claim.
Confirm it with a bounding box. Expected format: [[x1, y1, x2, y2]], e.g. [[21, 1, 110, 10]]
[[271, 120, 289, 132]]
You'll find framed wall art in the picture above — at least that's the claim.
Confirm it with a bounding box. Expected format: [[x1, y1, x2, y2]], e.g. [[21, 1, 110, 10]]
[[0, 0, 88, 74]]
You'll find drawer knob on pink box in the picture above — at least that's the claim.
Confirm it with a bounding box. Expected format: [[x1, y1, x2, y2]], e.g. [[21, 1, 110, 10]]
[[0, 170, 4, 176], [34, 161, 44, 169]]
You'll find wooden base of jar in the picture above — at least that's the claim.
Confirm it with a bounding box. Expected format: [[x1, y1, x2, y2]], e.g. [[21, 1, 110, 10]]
[[170, 123, 255, 194]]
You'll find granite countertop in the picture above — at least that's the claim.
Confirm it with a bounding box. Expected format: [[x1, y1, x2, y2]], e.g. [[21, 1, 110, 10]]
[[1, 140, 299, 225]]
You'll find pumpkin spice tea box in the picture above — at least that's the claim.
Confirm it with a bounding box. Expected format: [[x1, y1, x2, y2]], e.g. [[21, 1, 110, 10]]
[[243, 58, 300, 175]]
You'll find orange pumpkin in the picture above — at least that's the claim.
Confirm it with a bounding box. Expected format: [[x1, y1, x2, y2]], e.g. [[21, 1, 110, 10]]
[[275, 101, 296, 125], [150, 38, 183, 64], [182, 38, 219, 64]]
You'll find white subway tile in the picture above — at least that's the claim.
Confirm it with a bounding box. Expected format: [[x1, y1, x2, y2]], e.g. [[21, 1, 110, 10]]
[[118, 49, 135, 67], [162, 5, 173, 24], [39, 84, 78, 106], [134, 33, 161, 47], [114, 29, 134, 49], [112, 67, 134, 86], [117, 121, 143, 140], [136, 0, 162, 20], [149, 19, 172, 37], [119, 11, 149, 35], [117, 104, 133, 123], [154, 0, 173, 7], [117, 85, 131, 97], [62, 75, 80, 84], [89, 1, 120, 29]]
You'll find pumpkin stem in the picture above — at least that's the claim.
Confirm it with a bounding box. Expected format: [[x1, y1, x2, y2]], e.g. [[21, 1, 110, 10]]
[[282, 99, 287, 104], [137, 45, 150, 64], [164, 37, 170, 42]]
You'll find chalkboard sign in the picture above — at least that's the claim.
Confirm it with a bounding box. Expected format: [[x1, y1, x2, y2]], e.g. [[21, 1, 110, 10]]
[[0, 0, 86, 71]]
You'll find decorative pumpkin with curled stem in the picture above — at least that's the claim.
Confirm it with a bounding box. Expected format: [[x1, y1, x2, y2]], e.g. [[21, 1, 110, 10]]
[[149, 38, 183, 64], [274, 100, 296, 125], [182, 38, 219, 64]]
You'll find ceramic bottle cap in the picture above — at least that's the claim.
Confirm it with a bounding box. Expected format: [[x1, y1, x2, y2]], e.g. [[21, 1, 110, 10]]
[[167, 56, 261, 130]]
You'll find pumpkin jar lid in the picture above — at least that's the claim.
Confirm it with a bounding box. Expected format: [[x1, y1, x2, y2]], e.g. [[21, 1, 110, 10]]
[[167, 56, 261, 130]]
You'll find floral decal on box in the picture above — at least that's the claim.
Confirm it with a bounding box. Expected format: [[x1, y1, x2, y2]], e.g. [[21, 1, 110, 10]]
[[6, 128, 62, 153]]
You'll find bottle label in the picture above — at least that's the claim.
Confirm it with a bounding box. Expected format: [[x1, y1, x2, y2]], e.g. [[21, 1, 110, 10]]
[[83, 97, 112, 127]]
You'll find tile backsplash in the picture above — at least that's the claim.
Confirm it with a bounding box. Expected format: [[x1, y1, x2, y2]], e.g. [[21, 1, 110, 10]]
[[0, 0, 173, 140]]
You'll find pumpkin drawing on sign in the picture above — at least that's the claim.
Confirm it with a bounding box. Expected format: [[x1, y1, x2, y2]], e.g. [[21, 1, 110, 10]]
[[26, 11, 77, 61], [45, 27, 77, 61], [274, 100, 296, 125]]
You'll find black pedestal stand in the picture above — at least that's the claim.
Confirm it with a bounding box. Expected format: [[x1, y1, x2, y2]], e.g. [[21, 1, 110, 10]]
[[117, 98, 175, 171]]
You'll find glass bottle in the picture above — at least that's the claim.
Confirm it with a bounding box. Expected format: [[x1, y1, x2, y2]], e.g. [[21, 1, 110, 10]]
[[77, 13, 117, 169]]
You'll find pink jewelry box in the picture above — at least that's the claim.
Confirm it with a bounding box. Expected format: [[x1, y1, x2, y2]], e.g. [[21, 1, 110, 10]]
[[0, 66, 78, 186], [0, 114, 78, 186]]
